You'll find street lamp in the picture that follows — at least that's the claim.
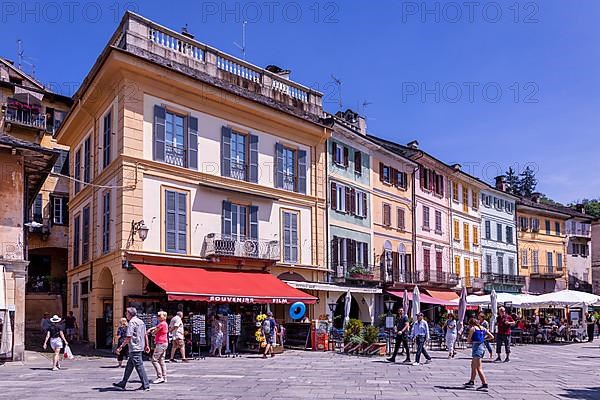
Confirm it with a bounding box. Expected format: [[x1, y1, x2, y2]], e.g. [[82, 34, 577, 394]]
[[384, 299, 396, 356], [385, 299, 395, 315]]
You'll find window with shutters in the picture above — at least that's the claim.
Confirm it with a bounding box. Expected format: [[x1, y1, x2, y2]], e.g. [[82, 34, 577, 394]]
[[102, 110, 112, 169], [423, 248, 431, 280], [557, 253, 563, 270], [453, 219, 460, 241], [454, 255, 461, 275], [485, 220, 491, 239], [380, 163, 391, 184], [473, 225, 479, 246], [435, 210, 442, 233], [486, 254, 493, 273], [519, 216, 529, 231], [354, 150, 362, 174], [397, 207, 405, 230], [463, 223, 469, 250], [355, 190, 367, 218], [555, 221, 561, 236], [464, 258, 471, 286], [31, 194, 42, 223], [472, 191, 478, 210], [153, 106, 199, 170], [434, 173, 444, 196], [463, 186, 469, 212], [422, 206, 430, 229], [521, 249, 528, 267], [452, 181, 459, 202], [383, 203, 391, 226], [508, 258, 515, 275], [282, 210, 299, 263], [53, 149, 69, 174], [276, 143, 306, 193], [230, 131, 247, 180], [474, 259, 479, 278], [102, 191, 111, 254], [282, 147, 296, 191], [395, 169, 408, 190], [496, 223, 503, 242], [165, 190, 188, 254], [532, 250, 539, 271], [531, 218, 540, 232], [72, 282, 79, 308], [545, 220, 551, 235], [83, 137, 91, 184], [82, 206, 90, 263], [74, 148, 81, 193], [506, 226, 513, 244], [547, 252, 553, 269], [335, 184, 346, 213], [51, 195, 68, 225], [73, 214, 80, 267]]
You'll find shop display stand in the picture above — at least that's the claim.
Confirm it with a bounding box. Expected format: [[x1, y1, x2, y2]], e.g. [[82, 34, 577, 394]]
[[225, 314, 242, 358], [190, 314, 206, 360]]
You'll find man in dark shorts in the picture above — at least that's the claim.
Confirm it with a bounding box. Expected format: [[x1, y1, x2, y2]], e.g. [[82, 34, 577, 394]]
[[387, 308, 411, 363], [262, 311, 277, 358]]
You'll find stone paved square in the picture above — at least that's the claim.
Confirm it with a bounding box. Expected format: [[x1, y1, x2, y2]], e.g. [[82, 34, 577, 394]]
[[1, 342, 599, 399]]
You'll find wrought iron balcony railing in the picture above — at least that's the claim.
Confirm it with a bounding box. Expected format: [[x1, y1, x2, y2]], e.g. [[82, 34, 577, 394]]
[[529, 264, 564, 278], [414, 270, 459, 287], [333, 262, 380, 282], [201, 233, 280, 261], [4, 106, 46, 130], [481, 272, 525, 286], [26, 275, 66, 294]]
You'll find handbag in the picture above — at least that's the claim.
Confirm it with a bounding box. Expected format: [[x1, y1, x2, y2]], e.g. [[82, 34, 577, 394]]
[[64, 344, 74, 360]]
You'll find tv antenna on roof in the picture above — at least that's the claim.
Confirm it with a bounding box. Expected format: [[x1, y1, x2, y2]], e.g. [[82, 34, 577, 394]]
[[331, 74, 342, 110], [234, 21, 248, 60], [17, 39, 36, 77]]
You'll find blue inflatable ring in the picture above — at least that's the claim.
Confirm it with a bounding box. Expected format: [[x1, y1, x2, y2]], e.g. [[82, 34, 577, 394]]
[[289, 302, 306, 320]]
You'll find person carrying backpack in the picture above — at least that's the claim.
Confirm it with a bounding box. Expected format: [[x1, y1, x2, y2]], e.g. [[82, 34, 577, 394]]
[[262, 311, 277, 358]]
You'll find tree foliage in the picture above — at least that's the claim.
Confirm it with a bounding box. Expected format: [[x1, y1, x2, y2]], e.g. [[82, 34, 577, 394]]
[[502, 166, 538, 198]]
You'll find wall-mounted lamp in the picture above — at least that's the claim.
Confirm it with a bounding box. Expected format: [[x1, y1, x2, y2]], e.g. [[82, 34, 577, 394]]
[[130, 219, 149, 242]]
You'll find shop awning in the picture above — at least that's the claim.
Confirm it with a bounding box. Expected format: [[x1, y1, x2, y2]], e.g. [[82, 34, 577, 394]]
[[387, 290, 454, 306], [134, 264, 317, 304], [284, 281, 382, 294], [424, 289, 459, 302]]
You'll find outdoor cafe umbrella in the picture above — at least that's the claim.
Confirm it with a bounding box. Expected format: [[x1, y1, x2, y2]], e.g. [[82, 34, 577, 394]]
[[403, 289, 409, 313], [457, 286, 468, 334], [412, 285, 420, 321], [490, 289, 498, 333], [343, 289, 352, 328]]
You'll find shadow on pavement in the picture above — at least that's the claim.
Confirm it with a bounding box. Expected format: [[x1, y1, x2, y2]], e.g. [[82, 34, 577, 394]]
[[92, 387, 127, 393], [559, 387, 600, 399], [434, 385, 469, 391]]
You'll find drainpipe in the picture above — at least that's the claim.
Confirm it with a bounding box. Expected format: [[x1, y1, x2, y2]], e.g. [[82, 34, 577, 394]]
[[324, 138, 330, 284]]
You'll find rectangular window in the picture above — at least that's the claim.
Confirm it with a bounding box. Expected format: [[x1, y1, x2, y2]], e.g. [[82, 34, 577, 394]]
[[51, 196, 66, 225], [52, 149, 69, 174], [434, 173, 444, 196], [454, 255, 461, 275], [380, 163, 391, 184], [452, 181, 459, 202], [486, 254, 492, 273], [508, 258, 515, 275], [83, 137, 91, 184], [394, 169, 408, 190], [166, 190, 188, 253], [473, 225, 479, 246], [32, 194, 43, 223], [435, 210, 442, 233], [521, 249, 528, 267], [506, 226, 513, 244], [532, 250, 539, 269], [462, 186, 469, 212], [485, 220, 491, 239], [335, 184, 346, 213], [555, 222, 561, 236], [282, 147, 296, 191], [165, 111, 186, 167], [383, 203, 391, 226], [464, 258, 471, 286], [80, 280, 89, 296], [519, 216, 528, 231], [102, 110, 112, 168], [82, 206, 90, 263], [72, 282, 79, 308], [497, 255, 504, 275], [472, 191, 478, 210], [230, 131, 247, 180], [453, 219, 460, 241], [423, 206, 430, 229], [354, 150, 362, 174], [547, 252, 553, 268], [557, 253, 563, 270], [545, 220, 551, 235], [102, 191, 111, 254], [74, 148, 81, 193], [73, 215, 80, 267], [496, 223, 503, 242], [333, 143, 348, 167], [463, 223, 470, 250], [282, 210, 299, 263], [474, 259, 480, 278], [397, 207, 405, 230], [423, 248, 431, 279]]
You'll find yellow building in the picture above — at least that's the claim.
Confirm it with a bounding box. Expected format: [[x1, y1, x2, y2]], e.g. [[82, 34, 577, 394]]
[[517, 197, 569, 294], [56, 12, 329, 347]]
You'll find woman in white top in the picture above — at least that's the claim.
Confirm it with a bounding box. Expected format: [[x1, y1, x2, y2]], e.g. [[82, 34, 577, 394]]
[[444, 313, 458, 358]]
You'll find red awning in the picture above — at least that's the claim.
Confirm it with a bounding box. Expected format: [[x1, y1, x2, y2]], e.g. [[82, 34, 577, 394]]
[[134, 264, 317, 305], [387, 290, 455, 306], [424, 289, 459, 302]]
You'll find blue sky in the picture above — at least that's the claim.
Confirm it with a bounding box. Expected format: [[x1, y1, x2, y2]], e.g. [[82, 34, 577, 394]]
[[2, 0, 598, 203]]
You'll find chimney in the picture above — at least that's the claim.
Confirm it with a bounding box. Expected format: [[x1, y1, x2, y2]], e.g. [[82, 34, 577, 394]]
[[335, 109, 366, 135], [265, 65, 291, 80], [452, 163, 461, 171], [576, 204, 586, 214], [407, 140, 419, 149], [531, 192, 542, 203], [181, 25, 194, 39], [495, 175, 507, 192]]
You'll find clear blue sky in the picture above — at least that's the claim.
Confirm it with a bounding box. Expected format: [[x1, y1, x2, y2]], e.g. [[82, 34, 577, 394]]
[[3, 0, 598, 204]]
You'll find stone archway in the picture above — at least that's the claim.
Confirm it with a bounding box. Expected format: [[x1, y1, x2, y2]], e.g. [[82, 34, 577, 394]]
[[95, 268, 114, 349]]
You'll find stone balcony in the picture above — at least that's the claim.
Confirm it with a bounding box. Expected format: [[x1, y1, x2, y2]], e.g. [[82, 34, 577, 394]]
[[115, 12, 323, 119], [529, 265, 565, 279]]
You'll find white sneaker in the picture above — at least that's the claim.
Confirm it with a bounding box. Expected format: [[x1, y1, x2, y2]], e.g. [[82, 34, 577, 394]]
[[412, 362, 420, 366], [52, 367, 58, 371], [152, 378, 165, 384]]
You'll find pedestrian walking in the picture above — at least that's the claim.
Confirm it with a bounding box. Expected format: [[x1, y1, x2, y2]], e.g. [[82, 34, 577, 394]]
[[585, 312, 595, 342], [387, 308, 411, 364], [211, 315, 224, 357], [494, 307, 515, 362], [410, 312, 431, 366], [262, 311, 277, 358], [444, 313, 457, 359], [116, 318, 129, 367], [42, 315, 68, 371], [40, 312, 50, 334], [113, 307, 150, 392], [147, 311, 169, 384], [464, 317, 494, 391], [478, 313, 494, 360], [169, 311, 189, 363], [65, 311, 78, 342]]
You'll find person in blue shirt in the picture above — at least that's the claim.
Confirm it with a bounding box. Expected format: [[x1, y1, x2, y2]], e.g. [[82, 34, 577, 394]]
[[410, 312, 432, 365], [465, 317, 494, 391]]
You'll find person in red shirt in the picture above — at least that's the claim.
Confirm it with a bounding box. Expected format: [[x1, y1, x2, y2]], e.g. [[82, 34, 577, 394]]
[[495, 307, 515, 363], [147, 311, 169, 384]]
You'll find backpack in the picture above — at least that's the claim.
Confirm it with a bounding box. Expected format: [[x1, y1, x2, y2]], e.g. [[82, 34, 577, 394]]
[[262, 319, 271, 335]]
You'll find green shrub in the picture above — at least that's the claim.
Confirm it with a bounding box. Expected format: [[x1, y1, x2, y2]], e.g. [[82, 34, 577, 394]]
[[364, 325, 380, 345]]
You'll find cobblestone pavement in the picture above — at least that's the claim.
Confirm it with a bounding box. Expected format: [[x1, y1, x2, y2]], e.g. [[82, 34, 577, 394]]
[[1, 342, 599, 399]]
